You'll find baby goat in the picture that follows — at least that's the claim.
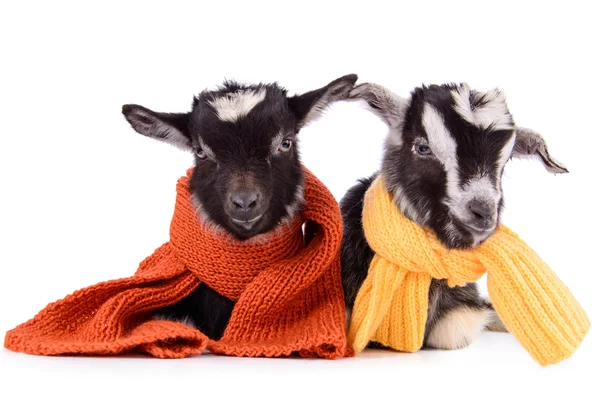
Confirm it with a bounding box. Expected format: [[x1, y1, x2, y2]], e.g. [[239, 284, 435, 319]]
[[341, 82, 568, 350], [122, 74, 358, 339]]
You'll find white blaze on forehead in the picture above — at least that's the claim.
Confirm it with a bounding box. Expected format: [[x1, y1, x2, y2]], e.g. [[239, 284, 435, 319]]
[[451, 84, 513, 131], [422, 103, 462, 206], [422, 103, 458, 170], [208, 88, 266, 123]]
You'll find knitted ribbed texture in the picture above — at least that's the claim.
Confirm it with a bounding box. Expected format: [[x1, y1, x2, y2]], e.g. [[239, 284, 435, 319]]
[[5, 167, 350, 359], [348, 176, 590, 365]]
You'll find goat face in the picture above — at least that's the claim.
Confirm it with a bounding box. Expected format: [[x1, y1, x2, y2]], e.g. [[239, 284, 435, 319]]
[[348, 82, 568, 248], [122, 74, 357, 239]]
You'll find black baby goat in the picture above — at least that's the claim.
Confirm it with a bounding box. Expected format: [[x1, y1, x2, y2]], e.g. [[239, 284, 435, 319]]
[[122, 74, 358, 340]]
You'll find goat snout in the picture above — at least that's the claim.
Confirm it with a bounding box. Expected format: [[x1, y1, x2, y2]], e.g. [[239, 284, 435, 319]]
[[466, 199, 496, 232], [227, 189, 265, 227], [468, 200, 494, 220], [230, 190, 259, 212]]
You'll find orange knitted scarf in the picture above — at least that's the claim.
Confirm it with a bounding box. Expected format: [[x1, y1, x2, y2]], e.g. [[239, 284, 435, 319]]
[[4, 168, 349, 359]]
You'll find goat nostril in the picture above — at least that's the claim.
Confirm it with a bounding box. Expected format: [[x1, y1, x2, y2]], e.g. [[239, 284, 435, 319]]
[[230, 191, 259, 211], [472, 210, 484, 219], [468, 201, 493, 220]]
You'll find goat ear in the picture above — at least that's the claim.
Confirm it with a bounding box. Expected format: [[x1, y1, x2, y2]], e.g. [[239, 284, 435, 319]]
[[346, 82, 408, 128], [122, 104, 192, 150], [287, 74, 358, 129], [512, 127, 569, 174]]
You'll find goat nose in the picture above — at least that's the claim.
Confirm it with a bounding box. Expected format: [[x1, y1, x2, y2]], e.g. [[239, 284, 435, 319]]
[[230, 190, 259, 212], [468, 200, 495, 220]]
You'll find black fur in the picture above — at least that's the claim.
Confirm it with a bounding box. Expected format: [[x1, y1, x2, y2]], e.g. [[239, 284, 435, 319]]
[[156, 283, 235, 340], [340, 175, 376, 306], [122, 74, 358, 339]]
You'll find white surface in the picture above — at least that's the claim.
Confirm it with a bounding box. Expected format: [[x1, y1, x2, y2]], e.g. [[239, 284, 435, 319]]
[[0, 1, 598, 399]]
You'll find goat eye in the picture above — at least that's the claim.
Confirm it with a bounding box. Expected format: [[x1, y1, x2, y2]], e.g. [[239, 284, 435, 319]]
[[279, 139, 293, 152], [195, 148, 207, 160], [415, 144, 432, 156]]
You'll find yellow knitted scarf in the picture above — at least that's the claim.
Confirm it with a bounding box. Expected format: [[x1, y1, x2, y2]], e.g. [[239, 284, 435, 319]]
[[348, 176, 590, 365]]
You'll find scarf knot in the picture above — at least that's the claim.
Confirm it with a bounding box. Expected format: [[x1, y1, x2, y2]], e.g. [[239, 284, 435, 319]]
[[362, 179, 486, 286], [349, 176, 590, 365]]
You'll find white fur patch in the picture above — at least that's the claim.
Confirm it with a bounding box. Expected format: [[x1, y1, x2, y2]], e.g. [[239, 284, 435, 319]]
[[392, 184, 431, 225], [451, 84, 474, 126], [422, 104, 458, 169], [426, 307, 491, 350], [284, 181, 305, 221], [464, 176, 502, 203], [422, 103, 462, 207], [191, 192, 223, 234], [451, 84, 513, 131], [209, 88, 266, 122]]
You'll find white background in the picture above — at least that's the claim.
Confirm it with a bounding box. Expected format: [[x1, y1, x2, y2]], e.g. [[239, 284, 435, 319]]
[[1, 1, 598, 399]]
